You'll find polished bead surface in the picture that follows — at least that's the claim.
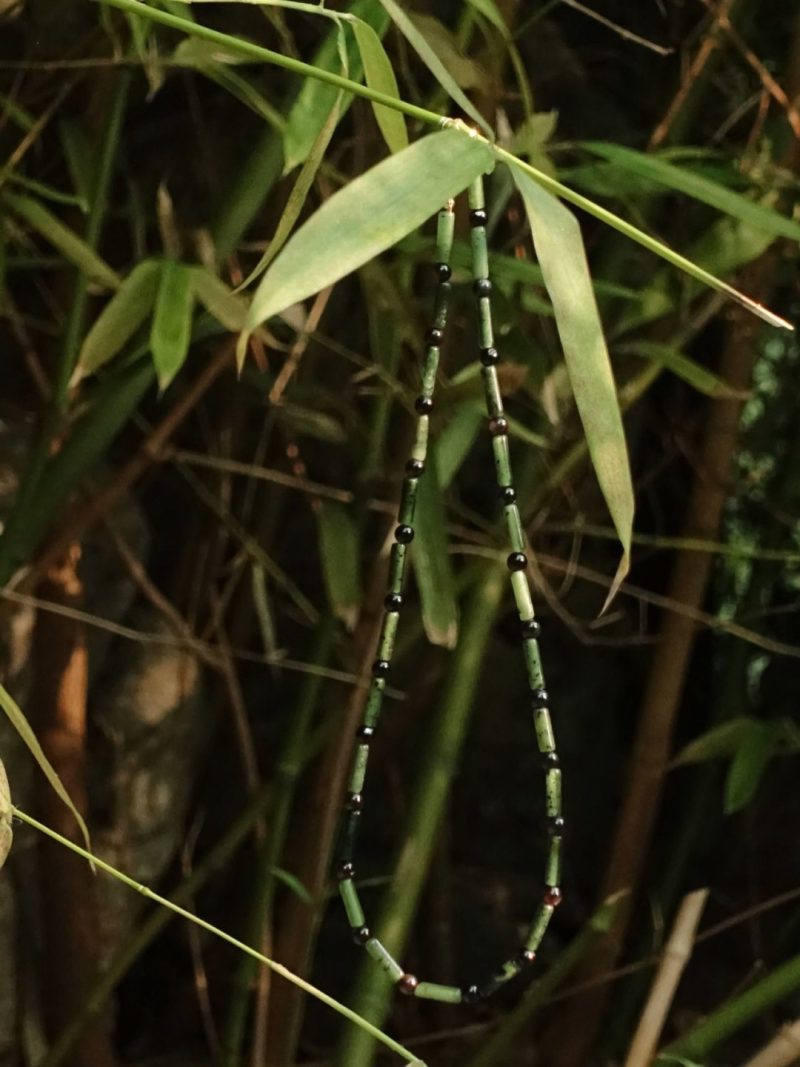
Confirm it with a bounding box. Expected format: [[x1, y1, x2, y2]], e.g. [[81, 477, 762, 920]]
[[548, 815, 565, 835], [405, 458, 424, 477], [372, 660, 390, 677], [435, 262, 452, 281], [474, 277, 492, 297], [461, 985, 481, 1005], [531, 687, 550, 707], [499, 485, 516, 504], [384, 593, 402, 611], [414, 395, 433, 415], [425, 327, 444, 346], [352, 925, 371, 945], [347, 793, 363, 812], [337, 862, 355, 881], [395, 524, 415, 544], [397, 973, 419, 996], [521, 618, 541, 639], [507, 552, 527, 572], [356, 724, 375, 741], [469, 208, 488, 227], [489, 416, 508, 437], [542, 751, 560, 768], [544, 886, 563, 907]]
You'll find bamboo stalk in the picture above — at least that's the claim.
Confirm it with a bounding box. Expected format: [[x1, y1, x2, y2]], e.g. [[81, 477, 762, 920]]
[[739, 1020, 800, 1067], [624, 889, 709, 1067]]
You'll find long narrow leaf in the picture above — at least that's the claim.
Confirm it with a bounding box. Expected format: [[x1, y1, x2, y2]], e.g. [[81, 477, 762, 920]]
[[412, 443, 458, 648], [75, 258, 161, 381], [317, 501, 362, 631], [618, 340, 749, 399], [4, 191, 120, 290], [0, 758, 11, 870], [150, 260, 195, 390], [583, 142, 800, 241], [375, 0, 492, 137], [351, 18, 408, 153], [246, 128, 492, 329], [512, 164, 634, 597], [0, 683, 91, 856], [191, 266, 250, 331]]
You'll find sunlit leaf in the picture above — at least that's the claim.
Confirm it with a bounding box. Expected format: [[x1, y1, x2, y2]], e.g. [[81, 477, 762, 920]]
[[4, 191, 121, 290], [75, 258, 162, 381], [413, 443, 458, 648], [150, 260, 195, 390], [317, 501, 362, 631], [352, 18, 408, 153], [247, 129, 493, 329], [375, 0, 492, 136], [191, 266, 250, 331], [511, 164, 633, 599], [0, 683, 92, 858]]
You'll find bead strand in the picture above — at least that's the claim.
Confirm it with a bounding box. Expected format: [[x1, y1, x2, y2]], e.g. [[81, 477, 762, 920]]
[[336, 203, 456, 990]]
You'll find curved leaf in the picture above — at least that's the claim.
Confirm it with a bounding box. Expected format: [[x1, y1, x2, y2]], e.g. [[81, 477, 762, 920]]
[[352, 18, 408, 153], [0, 757, 11, 871], [150, 260, 195, 390], [511, 163, 634, 599], [413, 442, 458, 648], [246, 128, 493, 329], [191, 266, 250, 331], [317, 501, 362, 631], [76, 258, 161, 381]]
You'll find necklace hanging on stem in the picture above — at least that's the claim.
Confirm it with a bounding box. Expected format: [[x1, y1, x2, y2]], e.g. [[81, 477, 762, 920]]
[[335, 179, 564, 1004]]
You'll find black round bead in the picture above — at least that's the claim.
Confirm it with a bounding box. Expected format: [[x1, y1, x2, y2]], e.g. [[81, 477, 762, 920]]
[[521, 618, 541, 639], [474, 277, 492, 297], [425, 327, 444, 346], [544, 885, 563, 907], [356, 724, 375, 741], [395, 524, 415, 544], [542, 751, 560, 769], [499, 485, 516, 505], [480, 346, 499, 366], [469, 208, 488, 227], [352, 925, 371, 945], [531, 687, 550, 707], [337, 862, 355, 881], [405, 458, 424, 477], [519, 949, 537, 966], [434, 262, 452, 282], [347, 792, 363, 812], [489, 416, 508, 437], [548, 815, 565, 836], [507, 552, 527, 572], [415, 395, 433, 415], [372, 659, 390, 678], [384, 593, 402, 612], [397, 973, 419, 996], [462, 985, 481, 1005]]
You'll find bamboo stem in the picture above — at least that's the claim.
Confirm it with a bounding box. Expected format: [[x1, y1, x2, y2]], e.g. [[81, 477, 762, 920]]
[[739, 1020, 800, 1067]]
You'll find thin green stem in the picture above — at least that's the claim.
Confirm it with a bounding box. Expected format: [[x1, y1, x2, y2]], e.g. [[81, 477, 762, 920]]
[[12, 806, 424, 1067]]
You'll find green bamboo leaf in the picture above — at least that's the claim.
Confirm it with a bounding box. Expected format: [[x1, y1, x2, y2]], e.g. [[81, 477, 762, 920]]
[[673, 718, 755, 766], [407, 14, 483, 89], [375, 0, 492, 137], [75, 258, 161, 382], [413, 443, 458, 649], [317, 501, 362, 631], [190, 266, 250, 332], [618, 340, 749, 399], [464, 0, 509, 37], [511, 164, 633, 598], [583, 142, 800, 241], [436, 405, 483, 490], [0, 683, 91, 857], [724, 721, 779, 815], [3, 191, 121, 290], [59, 118, 94, 207], [172, 39, 286, 131], [246, 129, 492, 329], [0, 757, 11, 871], [351, 18, 408, 153], [150, 260, 195, 390]]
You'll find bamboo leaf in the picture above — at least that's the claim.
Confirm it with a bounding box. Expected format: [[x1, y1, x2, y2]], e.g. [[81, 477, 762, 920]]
[[0, 758, 11, 871], [674, 718, 755, 765], [3, 191, 121, 290], [375, 0, 492, 137], [618, 340, 749, 399], [407, 14, 483, 89], [75, 258, 162, 382], [351, 18, 408, 153], [511, 164, 634, 598], [247, 129, 492, 329], [0, 683, 92, 857], [436, 405, 483, 490], [464, 0, 509, 37], [150, 260, 195, 390], [583, 142, 800, 241], [317, 501, 362, 631], [413, 443, 458, 648], [724, 721, 779, 815], [190, 266, 250, 331]]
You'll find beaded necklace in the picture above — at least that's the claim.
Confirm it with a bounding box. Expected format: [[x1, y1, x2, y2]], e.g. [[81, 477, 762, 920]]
[[336, 176, 563, 1005]]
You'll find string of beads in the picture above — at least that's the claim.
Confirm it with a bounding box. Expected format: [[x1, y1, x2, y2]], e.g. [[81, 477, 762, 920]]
[[336, 177, 563, 1004]]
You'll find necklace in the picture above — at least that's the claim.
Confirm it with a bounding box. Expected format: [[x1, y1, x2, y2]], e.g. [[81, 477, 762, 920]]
[[336, 176, 563, 1005]]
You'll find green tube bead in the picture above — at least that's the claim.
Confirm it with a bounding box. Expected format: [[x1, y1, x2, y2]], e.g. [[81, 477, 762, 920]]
[[492, 434, 511, 485], [478, 298, 494, 348], [388, 542, 406, 593], [411, 415, 429, 462], [468, 177, 485, 211], [340, 878, 365, 928], [526, 903, 554, 953], [433, 282, 451, 329], [534, 707, 555, 752], [510, 570, 533, 617], [363, 680, 385, 727], [414, 982, 462, 1004], [546, 836, 562, 888], [365, 939, 404, 982], [421, 349, 440, 394], [523, 639, 545, 690], [435, 206, 455, 263], [504, 502, 525, 552], [481, 366, 503, 418], [470, 224, 490, 281], [349, 743, 370, 794], [546, 766, 562, 817], [398, 477, 418, 526], [378, 610, 399, 661]]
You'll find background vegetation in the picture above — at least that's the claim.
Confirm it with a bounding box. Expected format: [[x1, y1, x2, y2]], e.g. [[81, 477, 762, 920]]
[[1, 1, 800, 1066]]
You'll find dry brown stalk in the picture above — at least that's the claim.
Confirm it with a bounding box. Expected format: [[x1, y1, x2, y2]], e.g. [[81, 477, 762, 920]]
[[740, 1020, 800, 1067]]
